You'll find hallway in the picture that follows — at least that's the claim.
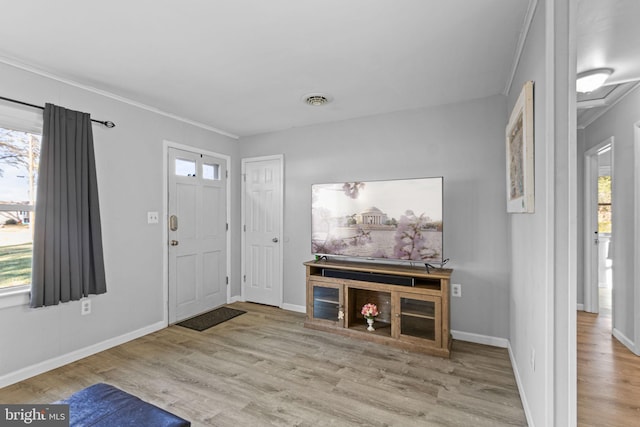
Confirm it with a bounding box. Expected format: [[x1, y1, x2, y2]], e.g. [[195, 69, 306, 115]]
[[577, 299, 640, 426]]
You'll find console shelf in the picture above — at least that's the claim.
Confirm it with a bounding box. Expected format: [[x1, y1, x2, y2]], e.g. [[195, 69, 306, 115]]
[[304, 259, 452, 357]]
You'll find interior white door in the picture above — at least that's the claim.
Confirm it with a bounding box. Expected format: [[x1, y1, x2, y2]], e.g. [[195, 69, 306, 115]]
[[583, 138, 613, 314], [169, 147, 227, 323], [584, 146, 600, 314], [242, 156, 283, 307]]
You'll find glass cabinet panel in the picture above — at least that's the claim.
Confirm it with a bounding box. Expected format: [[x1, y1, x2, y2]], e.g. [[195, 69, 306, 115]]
[[400, 296, 439, 341], [312, 285, 340, 322]]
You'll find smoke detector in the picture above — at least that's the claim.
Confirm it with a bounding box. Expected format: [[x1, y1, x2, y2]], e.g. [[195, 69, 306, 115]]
[[303, 93, 333, 106]]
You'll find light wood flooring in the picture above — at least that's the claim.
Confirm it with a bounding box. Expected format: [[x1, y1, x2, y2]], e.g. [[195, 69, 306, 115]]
[[578, 305, 640, 426], [0, 302, 526, 426]]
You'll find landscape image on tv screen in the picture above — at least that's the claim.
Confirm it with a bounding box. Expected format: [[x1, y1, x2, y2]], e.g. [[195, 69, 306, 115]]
[[311, 177, 443, 264]]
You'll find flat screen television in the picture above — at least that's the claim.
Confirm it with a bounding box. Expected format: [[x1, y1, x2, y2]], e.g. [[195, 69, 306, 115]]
[[311, 177, 444, 265]]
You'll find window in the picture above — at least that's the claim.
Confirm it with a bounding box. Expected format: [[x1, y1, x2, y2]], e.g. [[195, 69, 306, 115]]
[[202, 162, 220, 180], [598, 175, 611, 233], [174, 158, 221, 180], [0, 126, 41, 291], [175, 158, 196, 177]]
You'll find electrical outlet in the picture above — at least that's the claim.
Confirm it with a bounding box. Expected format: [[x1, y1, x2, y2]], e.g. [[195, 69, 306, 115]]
[[81, 299, 91, 315], [451, 283, 462, 297], [147, 211, 159, 224]]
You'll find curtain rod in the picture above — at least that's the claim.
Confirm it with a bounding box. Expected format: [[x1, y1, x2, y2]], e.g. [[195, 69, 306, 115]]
[[0, 95, 116, 128]]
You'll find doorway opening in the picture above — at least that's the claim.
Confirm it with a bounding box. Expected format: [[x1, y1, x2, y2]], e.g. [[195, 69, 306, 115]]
[[583, 138, 613, 316]]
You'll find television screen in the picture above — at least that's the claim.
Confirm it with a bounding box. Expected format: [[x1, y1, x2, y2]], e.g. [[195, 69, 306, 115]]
[[311, 177, 443, 264]]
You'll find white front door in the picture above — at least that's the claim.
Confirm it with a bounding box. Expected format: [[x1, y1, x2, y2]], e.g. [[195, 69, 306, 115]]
[[242, 155, 283, 307], [169, 147, 227, 323]]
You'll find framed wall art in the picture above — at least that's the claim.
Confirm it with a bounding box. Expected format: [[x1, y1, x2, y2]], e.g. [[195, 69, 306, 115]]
[[506, 80, 534, 213]]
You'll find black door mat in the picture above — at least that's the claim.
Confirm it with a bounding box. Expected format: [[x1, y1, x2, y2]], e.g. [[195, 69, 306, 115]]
[[176, 307, 246, 331]]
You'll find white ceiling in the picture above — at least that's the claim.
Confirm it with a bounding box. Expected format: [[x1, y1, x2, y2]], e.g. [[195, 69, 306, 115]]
[[0, 0, 531, 138], [577, 0, 640, 86], [3, 1, 633, 136], [576, 0, 640, 128]]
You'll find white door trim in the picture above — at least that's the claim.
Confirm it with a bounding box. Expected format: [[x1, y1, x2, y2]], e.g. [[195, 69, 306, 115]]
[[162, 140, 232, 325], [241, 154, 284, 307], [634, 122, 640, 355], [583, 137, 613, 314]]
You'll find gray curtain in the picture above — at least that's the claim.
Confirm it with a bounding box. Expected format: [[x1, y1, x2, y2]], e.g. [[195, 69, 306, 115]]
[[30, 103, 106, 308]]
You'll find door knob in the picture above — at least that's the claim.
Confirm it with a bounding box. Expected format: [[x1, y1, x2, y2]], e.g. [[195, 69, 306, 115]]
[[170, 240, 179, 246], [272, 237, 279, 243]]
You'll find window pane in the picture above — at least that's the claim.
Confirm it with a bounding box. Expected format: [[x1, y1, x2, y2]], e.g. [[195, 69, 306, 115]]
[[203, 163, 219, 180], [0, 128, 40, 289], [598, 205, 611, 233], [175, 158, 196, 177], [598, 175, 612, 233], [598, 175, 611, 204]]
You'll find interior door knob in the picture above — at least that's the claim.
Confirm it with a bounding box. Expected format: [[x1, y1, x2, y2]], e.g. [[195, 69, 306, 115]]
[[170, 240, 179, 246], [272, 237, 279, 243]]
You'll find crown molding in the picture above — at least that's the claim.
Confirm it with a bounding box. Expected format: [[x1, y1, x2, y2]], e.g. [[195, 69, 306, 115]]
[[0, 55, 239, 140], [504, 0, 539, 96], [578, 81, 640, 129]]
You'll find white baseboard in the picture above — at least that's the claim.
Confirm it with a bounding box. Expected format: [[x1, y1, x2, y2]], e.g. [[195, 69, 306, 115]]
[[612, 327, 640, 355], [451, 330, 509, 348], [228, 295, 244, 304], [576, 303, 584, 311], [0, 320, 166, 389], [281, 303, 306, 313], [508, 342, 535, 427]]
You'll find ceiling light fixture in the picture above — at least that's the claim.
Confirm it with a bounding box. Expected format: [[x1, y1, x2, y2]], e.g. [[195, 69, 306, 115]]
[[576, 68, 613, 93], [303, 93, 333, 106]]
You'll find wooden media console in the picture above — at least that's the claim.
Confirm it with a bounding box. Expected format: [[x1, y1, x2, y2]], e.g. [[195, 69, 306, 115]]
[[304, 259, 453, 357]]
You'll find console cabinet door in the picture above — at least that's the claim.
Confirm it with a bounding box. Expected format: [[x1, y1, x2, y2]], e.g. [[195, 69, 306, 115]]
[[308, 280, 344, 327], [393, 292, 441, 347]]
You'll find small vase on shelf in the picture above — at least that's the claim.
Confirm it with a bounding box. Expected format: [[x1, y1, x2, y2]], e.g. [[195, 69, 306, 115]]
[[361, 303, 379, 332], [366, 317, 375, 331]]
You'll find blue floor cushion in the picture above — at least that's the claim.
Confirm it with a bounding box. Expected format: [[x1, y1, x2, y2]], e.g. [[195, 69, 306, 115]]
[[56, 383, 190, 427]]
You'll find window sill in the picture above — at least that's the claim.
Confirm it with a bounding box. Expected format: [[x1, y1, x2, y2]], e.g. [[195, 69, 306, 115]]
[[0, 285, 30, 309]]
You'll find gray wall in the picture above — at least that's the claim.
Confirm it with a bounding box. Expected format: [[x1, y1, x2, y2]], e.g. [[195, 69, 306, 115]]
[[0, 62, 241, 379], [240, 94, 511, 339], [579, 84, 640, 346], [506, 1, 550, 425]]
